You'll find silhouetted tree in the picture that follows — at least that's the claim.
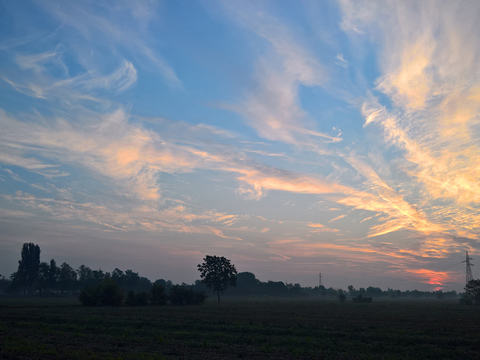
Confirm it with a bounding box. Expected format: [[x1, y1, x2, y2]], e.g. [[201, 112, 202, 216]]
[[125, 290, 148, 306], [15, 243, 41, 294], [58, 262, 77, 294], [79, 278, 124, 306], [465, 279, 480, 302], [0, 276, 11, 294], [77, 264, 93, 289], [37, 262, 50, 295], [47, 259, 57, 292], [262, 281, 288, 296], [78, 284, 101, 306], [287, 283, 303, 296], [198, 255, 237, 304], [352, 294, 372, 303], [150, 283, 168, 305], [100, 278, 123, 306]]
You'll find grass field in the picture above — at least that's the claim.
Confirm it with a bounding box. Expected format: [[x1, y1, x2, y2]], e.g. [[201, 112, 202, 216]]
[[1, 296, 480, 359]]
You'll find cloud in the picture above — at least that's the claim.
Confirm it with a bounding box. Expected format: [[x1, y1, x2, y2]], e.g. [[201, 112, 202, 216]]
[[335, 54, 348, 68], [2, 50, 138, 103], [404, 269, 452, 288], [329, 214, 346, 223], [339, 0, 480, 240], [38, 0, 182, 89], [1, 191, 242, 241], [220, 1, 340, 147], [3, 169, 26, 183]]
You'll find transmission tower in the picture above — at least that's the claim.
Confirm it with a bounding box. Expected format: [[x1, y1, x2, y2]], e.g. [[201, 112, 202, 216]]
[[319, 272, 322, 287], [462, 251, 474, 285]]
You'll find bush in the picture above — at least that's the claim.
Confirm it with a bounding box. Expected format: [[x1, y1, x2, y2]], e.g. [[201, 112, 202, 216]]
[[100, 278, 124, 306], [150, 283, 168, 305], [125, 290, 136, 306], [79, 278, 124, 306], [352, 294, 372, 303], [79, 285, 101, 306], [125, 291, 149, 306], [169, 285, 207, 305], [194, 290, 208, 305]]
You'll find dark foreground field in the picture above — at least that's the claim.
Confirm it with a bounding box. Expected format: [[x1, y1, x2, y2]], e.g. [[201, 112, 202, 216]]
[[1, 297, 480, 359]]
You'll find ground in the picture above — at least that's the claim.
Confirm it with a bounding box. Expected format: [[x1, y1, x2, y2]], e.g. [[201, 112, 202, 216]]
[[1, 297, 479, 359]]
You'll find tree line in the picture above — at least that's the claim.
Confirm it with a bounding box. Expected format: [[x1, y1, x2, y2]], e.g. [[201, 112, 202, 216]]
[[0, 243, 460, 301]]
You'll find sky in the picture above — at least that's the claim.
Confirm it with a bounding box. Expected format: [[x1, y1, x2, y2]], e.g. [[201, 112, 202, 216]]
[[0, 0, 479, 292]]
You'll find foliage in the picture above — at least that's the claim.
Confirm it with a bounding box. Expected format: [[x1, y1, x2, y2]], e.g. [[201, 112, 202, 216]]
[[169, 285, 207, 305], [0, 276, 11, 294], [197, 255, 237, 303], [150, 283, 168, 305], [125, 290, 149, 306], [286, 282, 303, 296], [36, 262, 50, 294], [352, 294, 373, 303], [47, 259, 57, 291], [464, 279, 480, 301], [78, 278, 124, 306], [58, 262, 77, 294], [78, 284, 102, 306], [13, 243, 41, 294], [338, 290, 346, 303]]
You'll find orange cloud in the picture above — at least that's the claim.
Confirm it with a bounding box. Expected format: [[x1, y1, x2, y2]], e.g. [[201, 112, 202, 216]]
[[404, 269, 453, 287]]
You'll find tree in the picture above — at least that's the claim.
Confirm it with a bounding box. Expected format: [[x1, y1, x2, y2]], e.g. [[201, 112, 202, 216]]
[[465, 279, 480, 302], [16, 243, 41, 294], [47, 259, 57, 292], [150, 283, 168, 305], [197, 255, 237, 304], [37, 262, 50, 295], [77, 264, 93, 289], [57, 262, 77, 294], [78, 278, 124, 306]]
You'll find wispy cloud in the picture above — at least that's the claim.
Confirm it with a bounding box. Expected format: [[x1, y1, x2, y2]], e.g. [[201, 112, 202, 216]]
[[220, 1, 340, 147], [38, 0, 182, 89], [1, 191, 242, 241], [339, 0, 480, 241]]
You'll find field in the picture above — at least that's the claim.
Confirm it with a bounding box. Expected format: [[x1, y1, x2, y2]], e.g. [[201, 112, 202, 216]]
[[1, 297, 480, 359]]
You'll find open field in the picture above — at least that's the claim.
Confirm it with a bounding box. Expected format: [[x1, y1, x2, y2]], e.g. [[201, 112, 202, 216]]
[[1, 297, 480, 359]]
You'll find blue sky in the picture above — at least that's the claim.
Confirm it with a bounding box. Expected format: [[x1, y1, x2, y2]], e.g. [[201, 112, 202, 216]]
[[1, 0, 480, 291]]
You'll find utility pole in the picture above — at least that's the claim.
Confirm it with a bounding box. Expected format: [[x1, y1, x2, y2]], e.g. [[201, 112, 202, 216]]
[[319, 272, 322, 287], [463, 251, 474, 285]]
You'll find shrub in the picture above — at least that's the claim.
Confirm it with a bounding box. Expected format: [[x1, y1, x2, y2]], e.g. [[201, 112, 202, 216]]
[[79, 285, 101, 306], [134, 291, 149, 306], [150, 283, 168, 306], [125, 290, 136, 306], [100, 278, 124, 306], [352, 294, 372, 303], [125, 290, 149, 306], [169, 285, 207, 305], [78, 278, 124, 306], [194, 290, 208, 305]]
